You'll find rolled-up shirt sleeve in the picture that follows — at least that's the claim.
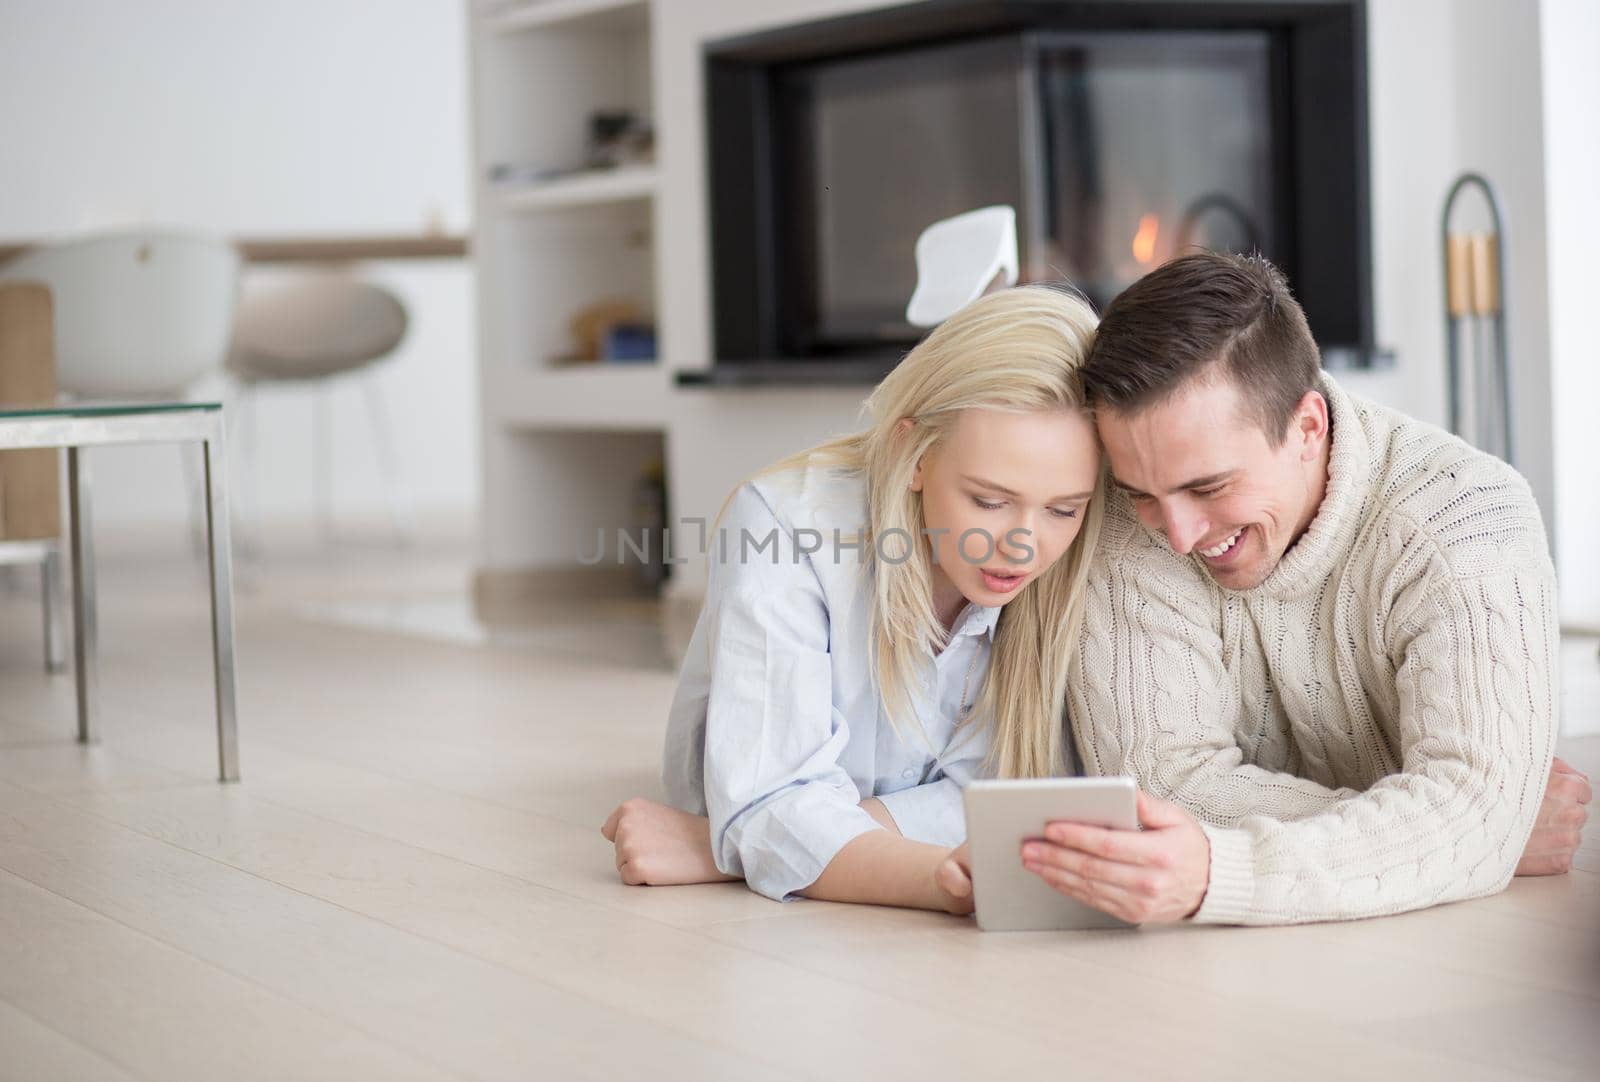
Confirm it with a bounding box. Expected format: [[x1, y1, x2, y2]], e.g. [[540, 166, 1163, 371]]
[[701, 495, 883, 901], [875, 777, 965, 847]]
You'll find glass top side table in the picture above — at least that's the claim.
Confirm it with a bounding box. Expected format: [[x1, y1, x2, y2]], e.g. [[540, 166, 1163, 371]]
[[0, 401, 239, 781]]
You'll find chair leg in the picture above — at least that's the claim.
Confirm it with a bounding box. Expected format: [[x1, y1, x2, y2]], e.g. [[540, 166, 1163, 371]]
[[41, 545, 65, 674], [67, 446, 99, 745], [315, 386, 334, 543], [362, 372, 416, 545]]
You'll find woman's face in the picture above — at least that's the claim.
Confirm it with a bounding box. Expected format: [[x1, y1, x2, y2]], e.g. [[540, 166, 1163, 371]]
[[911, 407, 1100, 620]]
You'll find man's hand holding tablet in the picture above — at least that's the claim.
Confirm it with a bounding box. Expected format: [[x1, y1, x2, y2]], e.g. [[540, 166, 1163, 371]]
[[1024, 788, 1212, 924], [949, 778, 1212, 930]]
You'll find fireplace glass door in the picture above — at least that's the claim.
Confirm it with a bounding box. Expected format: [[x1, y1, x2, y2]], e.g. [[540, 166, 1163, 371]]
[[773, 29, 1279, 353], [777, 36, 1028, 354], [1034, 31, 1278, 308]]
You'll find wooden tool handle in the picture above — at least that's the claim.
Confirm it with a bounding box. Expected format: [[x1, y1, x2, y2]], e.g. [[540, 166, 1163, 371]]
[[1446, 234, 1473, 317], [1469, 233, 1501, 315]]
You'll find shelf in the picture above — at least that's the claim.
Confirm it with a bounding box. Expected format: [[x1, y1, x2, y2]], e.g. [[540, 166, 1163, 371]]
[[485, 0, 648, 35], [487, 363, 669, 429], [491, 165, 657, 213], [674, 347, 1398, 384], [675, 360, 898, 387], [1320, 344, 1397, 371]]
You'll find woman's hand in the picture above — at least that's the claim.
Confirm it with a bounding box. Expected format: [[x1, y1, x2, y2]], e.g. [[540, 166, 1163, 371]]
[[600, 798, 739, 886], [934, 842, 977, 916]]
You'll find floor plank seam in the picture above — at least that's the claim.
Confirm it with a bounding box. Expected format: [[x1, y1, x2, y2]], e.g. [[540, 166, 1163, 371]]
[[0, 989, 149, 1082], [0, 864, 475, 1082], [0, 779, 817, 1082], [685, 913, 1580, 1076], [1, 730, 719, 933]]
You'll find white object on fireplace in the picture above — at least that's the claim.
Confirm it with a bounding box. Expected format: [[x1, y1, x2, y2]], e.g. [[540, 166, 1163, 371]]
[[905, 205, 1019, 327]]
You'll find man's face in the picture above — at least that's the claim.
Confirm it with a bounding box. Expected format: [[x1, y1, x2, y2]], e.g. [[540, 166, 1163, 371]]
[[1094, 374, 1328, 591]]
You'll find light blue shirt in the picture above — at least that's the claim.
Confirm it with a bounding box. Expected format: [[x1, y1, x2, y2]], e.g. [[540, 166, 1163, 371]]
[[662, 463, 999, 901]]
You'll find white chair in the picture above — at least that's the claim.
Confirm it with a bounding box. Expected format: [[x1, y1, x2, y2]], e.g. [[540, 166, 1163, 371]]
[[226, 270, 413, 543], [0, 231, 241, 399], [0, 230, 243, 547], [905, 205, 1019, 327]]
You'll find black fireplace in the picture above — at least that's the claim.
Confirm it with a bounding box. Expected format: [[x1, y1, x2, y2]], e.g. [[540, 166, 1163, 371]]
[[692, 0, 1381, 385]]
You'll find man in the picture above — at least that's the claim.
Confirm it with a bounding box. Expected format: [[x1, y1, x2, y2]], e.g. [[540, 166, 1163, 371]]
[[1008, 251, 1591, 924]]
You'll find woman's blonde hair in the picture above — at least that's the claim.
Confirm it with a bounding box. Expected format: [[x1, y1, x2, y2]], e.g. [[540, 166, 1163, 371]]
[[756, 285, 1105, 778]]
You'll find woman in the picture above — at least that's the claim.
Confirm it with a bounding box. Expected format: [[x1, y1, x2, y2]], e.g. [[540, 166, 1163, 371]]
[[602, 286, 1104, 912]]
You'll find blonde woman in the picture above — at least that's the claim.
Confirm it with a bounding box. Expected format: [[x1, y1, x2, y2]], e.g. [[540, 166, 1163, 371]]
[[602, 286, 1104, 912]]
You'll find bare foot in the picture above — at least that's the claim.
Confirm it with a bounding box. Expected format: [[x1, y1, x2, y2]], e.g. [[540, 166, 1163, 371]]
[[601, 798, 741, 885]]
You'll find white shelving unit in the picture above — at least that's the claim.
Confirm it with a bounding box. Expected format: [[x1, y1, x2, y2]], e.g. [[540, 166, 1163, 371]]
[[484, 363, 669, 430], [484, 0, 647, 36], [468, 0, 669, 590], [490, 164, 658, 213]]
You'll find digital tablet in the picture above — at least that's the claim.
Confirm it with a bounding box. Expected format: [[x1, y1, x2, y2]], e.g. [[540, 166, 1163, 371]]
[[962, 777, 1141, 932]]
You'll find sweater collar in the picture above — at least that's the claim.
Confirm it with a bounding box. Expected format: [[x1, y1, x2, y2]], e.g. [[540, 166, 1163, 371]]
[[1249, 373, 1371, 600]]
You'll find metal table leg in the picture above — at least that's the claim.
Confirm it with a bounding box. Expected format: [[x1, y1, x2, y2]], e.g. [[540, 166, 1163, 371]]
[[202, 423, 240, 782], [41, 544, 65, 674], [66, 446, 98, 744]]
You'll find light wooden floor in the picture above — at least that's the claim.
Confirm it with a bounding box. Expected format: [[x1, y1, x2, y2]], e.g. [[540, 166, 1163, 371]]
[[0, 535, 1595, 1082]]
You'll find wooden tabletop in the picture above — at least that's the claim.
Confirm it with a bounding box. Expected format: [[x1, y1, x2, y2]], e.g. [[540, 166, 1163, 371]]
[[0, 233, 469, 265]]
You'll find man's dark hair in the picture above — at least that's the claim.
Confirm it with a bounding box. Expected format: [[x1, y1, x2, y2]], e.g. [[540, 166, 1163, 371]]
[[1081, 251, 1321, 444]]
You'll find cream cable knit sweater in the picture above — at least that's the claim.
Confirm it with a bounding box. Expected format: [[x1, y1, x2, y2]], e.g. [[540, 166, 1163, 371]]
[[1070, 375, 1559, 925]]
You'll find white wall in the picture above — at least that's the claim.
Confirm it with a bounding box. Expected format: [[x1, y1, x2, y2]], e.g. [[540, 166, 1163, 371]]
[[1361, 0, 1458, 429], [0, 0, 477, 529], [1363, 0, 1557, 541], [1539, 0, 1600, 627], [1368, 0, 1599, 626]]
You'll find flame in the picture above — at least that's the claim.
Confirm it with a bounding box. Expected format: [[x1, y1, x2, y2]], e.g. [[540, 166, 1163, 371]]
[[1132, 214, 1159, 266]]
